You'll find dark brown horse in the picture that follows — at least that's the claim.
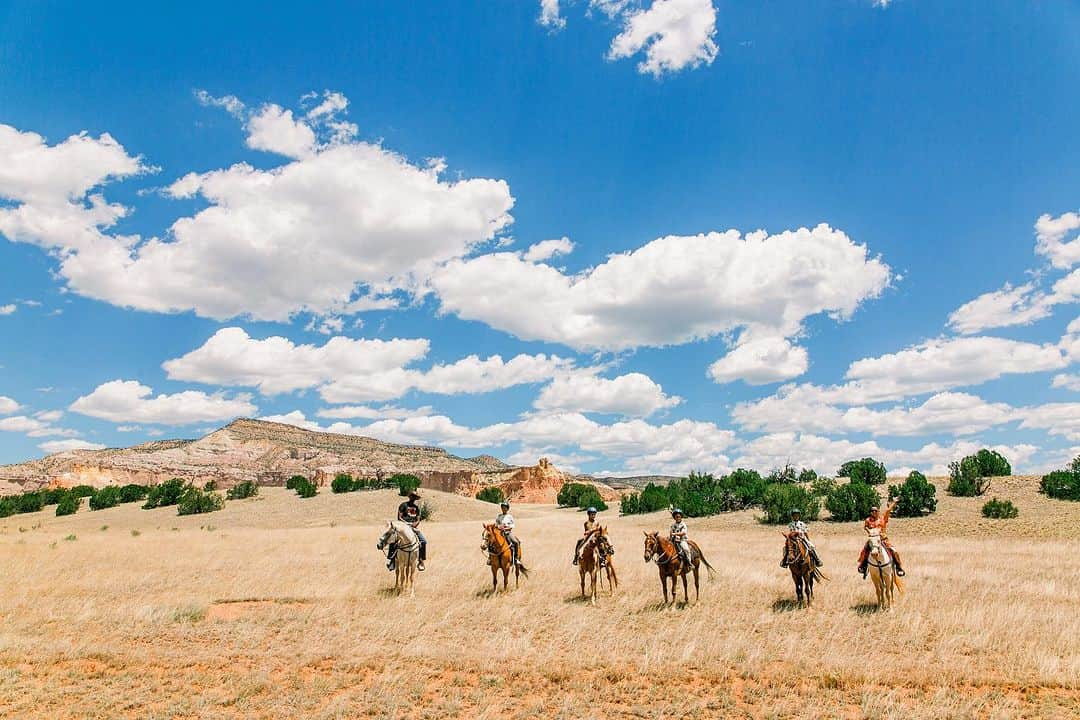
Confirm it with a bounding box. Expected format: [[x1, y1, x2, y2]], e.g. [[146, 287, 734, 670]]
[[643, 531, 715, 604], [783, 531, 826, 607], [482, 524, 528, 592]]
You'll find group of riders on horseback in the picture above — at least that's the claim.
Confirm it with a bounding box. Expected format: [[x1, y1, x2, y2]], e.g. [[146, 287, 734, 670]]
[[780, 496, 905, 577], [382, 489, 906, 582]]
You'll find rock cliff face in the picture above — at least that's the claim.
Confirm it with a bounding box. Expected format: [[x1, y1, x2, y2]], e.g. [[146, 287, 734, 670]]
[[0, 418, 587, 502]]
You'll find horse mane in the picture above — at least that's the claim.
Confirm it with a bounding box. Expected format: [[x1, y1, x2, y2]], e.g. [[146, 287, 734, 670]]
[[390, 520, 417, 543]]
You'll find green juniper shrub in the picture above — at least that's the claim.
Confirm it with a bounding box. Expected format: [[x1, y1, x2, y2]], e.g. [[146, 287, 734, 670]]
[[974, 449, 1012, 477], [331, 473, 355, 494], [810, 476, 838, 498], [761, 483, 820, 524], [889, 471, 938, 517], [352, 477, 368, 490], [293, 477, 318, 498], [14, 492, 45, 514], [766, 464, 798, 484], [574, 485, 608, 512], [619, 493, 640, 515], [476, 486, 506, 504], [981, 497, 1018, 519], [837, 458, 887, 485], [89, 486, 122, 511], [0, 497, 14, 518], [722, 469, 767, 508], [203, 480, 218, 491], [637, 482, 671, 513], [118, 484, 149, 503], [393, 474, 422, 497], [947, 455, 991, 497], [41, 488, 68, 505], [69, 485, 96, 498], [797, 468, 819, 485], [557, 482, 595, 508], [176, 487, 225, 515], [826, 481, 880, 522], [419, 500, 435, 521], [142, 478, 190, 509], [286, 475, 307, 491], [226, 480, 259, 500], [55, 492, 81, 516], [1039, 455, 1080, 501]]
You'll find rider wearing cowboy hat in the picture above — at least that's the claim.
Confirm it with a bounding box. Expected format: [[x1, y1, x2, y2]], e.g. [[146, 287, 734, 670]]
[[781, 508, 823, 568], [391, 490, 427, 571], [670, 508, 693, 565], [495, 500, 522, 566], [572, 506, 608, 567]]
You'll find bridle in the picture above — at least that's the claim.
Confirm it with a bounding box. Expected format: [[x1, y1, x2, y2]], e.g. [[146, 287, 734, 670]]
[[646, 533, 676, 566]]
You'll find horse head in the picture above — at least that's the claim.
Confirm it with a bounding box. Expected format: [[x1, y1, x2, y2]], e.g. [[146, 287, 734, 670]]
[[866, 528, 886, 562], [643, 531, 660, 562], [376, 521, 395, 550]]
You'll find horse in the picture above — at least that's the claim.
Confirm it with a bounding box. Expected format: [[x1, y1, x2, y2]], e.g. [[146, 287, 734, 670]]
[[482, 524, 528, 592], [643, 531, 715, 605], [376, 520, 420, 597], [578, 528, 603, 604], [594, 526, 619, 594], [865, 528, 903, 610], [783, 531, 826, 608]]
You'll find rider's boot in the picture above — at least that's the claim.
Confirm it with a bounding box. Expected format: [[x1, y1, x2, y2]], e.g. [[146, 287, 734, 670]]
[[386, 542, 397, 571], [810, 549, 824, 567], [858, 560, 868, 579], [892, 550, 905, 577]]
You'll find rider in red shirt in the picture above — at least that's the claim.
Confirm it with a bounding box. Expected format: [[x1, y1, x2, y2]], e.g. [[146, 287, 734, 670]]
[[857, 497, 905, 577]]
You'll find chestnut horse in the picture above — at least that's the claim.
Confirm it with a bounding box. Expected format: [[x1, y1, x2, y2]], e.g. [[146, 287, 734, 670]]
[[783, 531, 826, 608], [595, 526, 619, 594], [482, 524, 528, 592], [578, 529, 602, 604], [643, 531, 715, 604]]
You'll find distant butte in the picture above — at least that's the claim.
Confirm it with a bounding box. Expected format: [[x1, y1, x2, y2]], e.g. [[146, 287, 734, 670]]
[[0, 418, 617, 504]]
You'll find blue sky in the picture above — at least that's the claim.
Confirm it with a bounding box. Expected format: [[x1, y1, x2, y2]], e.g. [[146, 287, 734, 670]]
[[1, 1, 1078, 476]]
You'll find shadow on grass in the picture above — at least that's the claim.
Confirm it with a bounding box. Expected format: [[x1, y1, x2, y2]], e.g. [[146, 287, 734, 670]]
[[851, 602, 883, 615], [771, 597, 802, 613]]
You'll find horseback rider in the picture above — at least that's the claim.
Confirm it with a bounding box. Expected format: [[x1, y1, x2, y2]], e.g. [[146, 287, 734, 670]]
[[572, 506, 608, 567], [495, 501, 523, 566], [669, 509, 693, 565], [857, 496, 905, 578], [385, 490, 427, 572], [781, 508, 824, 568]]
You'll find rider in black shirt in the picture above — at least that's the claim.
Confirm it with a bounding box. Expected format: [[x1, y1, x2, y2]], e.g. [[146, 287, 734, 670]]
[[390, 491, 427, 571]]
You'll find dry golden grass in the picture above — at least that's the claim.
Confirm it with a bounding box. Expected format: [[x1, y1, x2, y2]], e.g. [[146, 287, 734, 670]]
[[1, 481, 1078, 719]]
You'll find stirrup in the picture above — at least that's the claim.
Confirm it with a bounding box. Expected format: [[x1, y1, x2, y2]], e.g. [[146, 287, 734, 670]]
[[418, 561, 426, 571], [896, 567, 905, 577]]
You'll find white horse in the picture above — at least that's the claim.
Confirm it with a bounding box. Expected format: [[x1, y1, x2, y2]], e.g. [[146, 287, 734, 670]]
[[376, 521, 421, 597], [865, 528, 902, 610]]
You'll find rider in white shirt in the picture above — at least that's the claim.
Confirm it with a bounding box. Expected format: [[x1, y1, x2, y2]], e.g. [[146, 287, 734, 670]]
[[669, 509, 692, 564], [495, 501, 522, 565], [781, 508, 823, 567]]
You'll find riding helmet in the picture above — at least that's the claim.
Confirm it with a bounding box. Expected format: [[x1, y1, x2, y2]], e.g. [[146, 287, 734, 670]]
[[790, 508, 801, 514], [500, 501, 510, 509], [587, 507, 597, 514], [672, 508, 683, 516]]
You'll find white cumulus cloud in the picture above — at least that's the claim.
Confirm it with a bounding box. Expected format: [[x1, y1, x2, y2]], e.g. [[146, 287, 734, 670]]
[[39, 439, 107, 454], [608, 0, 719, 77], [70, 380, 256, 425], [0, 396, 20, 414], [533, 371, 682, 416], [1035, 211, 1080, 270], [432, 224, 890, 352], [708, 335, 809, 385]]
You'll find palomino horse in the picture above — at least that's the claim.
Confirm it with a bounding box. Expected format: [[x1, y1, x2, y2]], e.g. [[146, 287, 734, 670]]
[[643, 531, 715, 605], [865, 528, 903, 610], [482, 524, 528, 592], [783, 531, 827, 608], [376, 521, 420, 597]]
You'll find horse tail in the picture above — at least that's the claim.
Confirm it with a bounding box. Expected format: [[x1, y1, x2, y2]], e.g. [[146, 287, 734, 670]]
[[696, 548, 717, 580], [892, 573, 905, 594], [812, 566, 829, 582], [516, 562, 529, 579]]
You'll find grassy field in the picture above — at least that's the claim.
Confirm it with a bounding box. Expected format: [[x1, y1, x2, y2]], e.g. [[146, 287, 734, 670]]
[[1, 478, 1077, 719]]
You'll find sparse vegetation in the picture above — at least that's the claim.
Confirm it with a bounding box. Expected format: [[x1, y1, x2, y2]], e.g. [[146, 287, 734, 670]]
[[69, 485, 96, 498], [620, 470, 768, 517], [88, 486, 122, 511], [176, 487, 225, 515], [55, 493, 81, 516], [826, 481, 879, 522], [974, 449, 1012, 477], [837, 458, 887, 485], [292, 477, 318, 498], [947, 455, 991, 497], [556, 482, 595, 508], [331, 472, 356, 493], [797, 468, 818, 484], [419, 501, 435, 521], [0, 491, 45, 517], [142, 479, 190, 509], [476, 486, 505, 504], [392, 474, 422, 497], [760, 483, 820, 524], [286, 475, 308, 491], [889, 471, 938, 517], [810, 476, 838, 498], [203, 480, 218, 491], [1039, 455, 1080, 501], [982, 497, 1019, 519], [119, 484, 149, 503], [226, 480, 259, 500]]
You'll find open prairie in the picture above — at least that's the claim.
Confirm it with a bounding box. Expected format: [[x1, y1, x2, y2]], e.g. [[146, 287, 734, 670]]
[[1, 478, 1078, 719]]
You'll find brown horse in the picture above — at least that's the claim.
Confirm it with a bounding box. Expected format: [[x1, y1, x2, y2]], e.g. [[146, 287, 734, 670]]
[[643, 531, 715, 604], [482, 524, 528, 592], [578, 528, 602, 604], [595, 526, 619, 594], [783, 531, 826, 608]]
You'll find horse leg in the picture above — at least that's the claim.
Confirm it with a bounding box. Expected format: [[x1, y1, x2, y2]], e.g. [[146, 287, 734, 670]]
[[806, 572, 813, 607], [793, 572, 802, 606], [660, 572, 668, 604], [693, 563, 700, 603], [490, 560, 498, 594], [580, 565, 586, 598]]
